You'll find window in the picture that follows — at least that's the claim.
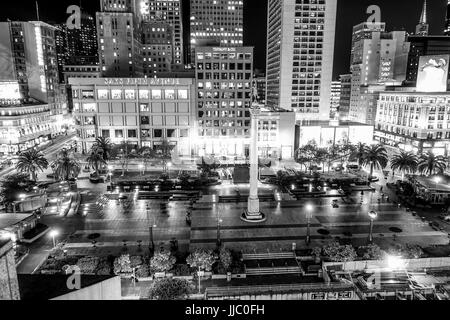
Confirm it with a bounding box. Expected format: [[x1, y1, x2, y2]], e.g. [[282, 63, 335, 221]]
[[167, 129, 176, 138], [141, 129, 150, 138], [141, 116, 150, 125], [128, 129, 137, 138], [152, 89, 162, 99], [97, 89, 108, 99], [140, 104, 149, 112], [180, 129, 188, 137], [153, 129, 163, 138], [139, 90, 149, 99], [111, 90, 122, 99], [101, 130, 110, 138], [82, 90, 94, 99], [165, 89, 175, 99], [125, 89, 135, 100], [82, 103, 96, 113], [115, 130, 123, 138]]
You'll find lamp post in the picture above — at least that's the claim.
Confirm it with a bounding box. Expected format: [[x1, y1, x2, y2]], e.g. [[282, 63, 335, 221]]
[[108, 165, 113, 190], [216, 204, 223, 248], [368, 210, 378, 243], [197, 269, 204, 294], [147, 203, 156, 254], [305, 204, 313, 245], [49, 229, 59, 248], [434, 176, 441, 190]]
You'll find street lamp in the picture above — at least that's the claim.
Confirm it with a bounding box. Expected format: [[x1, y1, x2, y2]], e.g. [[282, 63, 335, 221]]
[[49, 229, 59, 248], [305, 204, 313, 245], [368, 210, 378, 243], [197, 269, 205, 294], [139, 164, 144, 175], [434, 176, 442, 190], [147, 203, 156, 254], [216, 204, 223, 248]]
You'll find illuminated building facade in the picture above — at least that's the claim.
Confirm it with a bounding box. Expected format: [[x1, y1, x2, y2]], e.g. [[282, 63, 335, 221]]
[[194, 46, 253, 157], [445, 0, 450, 36], [0, 21, 61, 104], [338, 74, 351, 120], [96, 0, 144, 77], [190, 0, 243, 63], [266, 0, 338, 121], [330, 80, 341, 119], [141, 21, 174, 76], [375, 91, 450, 155], [145, 0, 184, 67], [349, 24, 410, 124], [69, 77, 196, 156]]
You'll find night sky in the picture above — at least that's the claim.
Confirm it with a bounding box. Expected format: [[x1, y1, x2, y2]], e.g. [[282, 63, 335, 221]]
[[0, 0, 448, 79]]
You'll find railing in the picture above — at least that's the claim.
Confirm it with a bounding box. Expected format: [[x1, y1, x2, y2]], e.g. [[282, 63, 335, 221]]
[[243, 252, 295, 260]]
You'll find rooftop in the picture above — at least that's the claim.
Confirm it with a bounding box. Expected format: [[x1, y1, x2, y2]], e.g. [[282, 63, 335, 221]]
[[413, 175, 450, 192], [18, 274, 117, 300], [0, 213, 34, 230], [299, 120, 373, 128]]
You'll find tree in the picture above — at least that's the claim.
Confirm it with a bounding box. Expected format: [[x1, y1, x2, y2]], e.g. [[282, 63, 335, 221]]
[[417, 152, 447, 176], [155, 139, 175, 172], [86, 150, 107, 174], [113, 254, 133, 275], [389, 243, 424, 259], [186, 249, 216, 272], [111, 141, 135, 176], [315, 148, 328, 173], [93, 137, 112, 162], [361, 144, 388, 178], [0, 173, 34, 209], [149, 278, 193, 300], [139, 146, 156, 174], [390, 151, 418, 181], [76, 256, 100, 274], [218, 248, 233, 272], [322, 241, 357, 262], [349, 143, 367, 166], [15, 149, 49, 182], [150, 252, 176, 273], [52, 150, 81, 181], [295, 142, 317, 172], [358, 244, 384, 260]]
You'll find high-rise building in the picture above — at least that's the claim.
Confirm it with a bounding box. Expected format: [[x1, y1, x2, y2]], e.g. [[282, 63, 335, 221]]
[[55, 12, 98, 83], [190, 0, 244, 63], [145, 0, 184, 68], [96, 0, 144, 77], [349, 23, 410, 125], [141, 21, 174, 76], [445, 0, 450, 35], [0, 21, 60, 104], [416, 0, 429, 36], [338, 74, 351, 120], [266, 0, 338, 121], [406, 36, 450, 88], [194, 46, 253, 157], [330, 81, 341, 119]]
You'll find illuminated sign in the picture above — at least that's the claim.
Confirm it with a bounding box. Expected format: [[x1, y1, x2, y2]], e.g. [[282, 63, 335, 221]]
[[212, 47, 237, 52], [417, 55, 449, 92], [0, 81, 21, 102], [104, 78, 181, 86]]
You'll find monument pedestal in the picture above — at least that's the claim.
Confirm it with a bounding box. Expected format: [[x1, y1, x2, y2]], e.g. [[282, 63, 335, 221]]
[[241, 196, 266, 223]]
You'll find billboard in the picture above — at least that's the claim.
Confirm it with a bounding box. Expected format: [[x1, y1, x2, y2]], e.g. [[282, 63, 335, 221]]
[[0, 81, 21, 100], [417, 55, 450, 92]]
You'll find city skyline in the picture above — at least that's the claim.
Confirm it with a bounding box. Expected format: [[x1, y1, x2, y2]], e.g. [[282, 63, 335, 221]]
[[0, 0, 448, 78]]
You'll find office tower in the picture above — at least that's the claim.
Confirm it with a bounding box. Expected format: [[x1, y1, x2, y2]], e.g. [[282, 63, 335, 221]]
[[445, 0, 450, 35], [55, 12, 98, 82], [349, 23, 410, 124], [254, 73, 266, 105], [141, 21, 174, 76], [146, 0, 184, 68], [338, 74, 351, 120], [416, 0, 429, 36], [96, 0, 144, 77], [266, 0, 338, 121], [330, 81, 341, 119], [194, 47, 253, 157], [0, 21, 60, 103], [190, 0, 244, 62], [406, 35, 450, 88]]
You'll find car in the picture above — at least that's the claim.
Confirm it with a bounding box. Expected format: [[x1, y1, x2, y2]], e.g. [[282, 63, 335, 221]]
[[368, 176, 379, 182]]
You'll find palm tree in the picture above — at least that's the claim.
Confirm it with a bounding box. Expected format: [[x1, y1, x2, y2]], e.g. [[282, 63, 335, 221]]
[[349, 143, 367, 166], [361, 144, 388, 179], [417, 152, 447, 176], [390, 151, 418, 181], [87, 150, 107, 175], [16, 149, 49, 181], [52, 150, 81, 181], [93, 137, 112, 162]]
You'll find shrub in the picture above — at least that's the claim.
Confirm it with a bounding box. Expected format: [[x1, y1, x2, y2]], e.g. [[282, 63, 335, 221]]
[[136, 264, 151, 278], [95, 258, 112, 275], [150, 252, 176, 273], [322, 241, 357, 262], [219, 248, 232, 272], [130, 255, 144, 268], [172, 264, 191, 276], [113, 254, 133, 275], [186, 249, 216, 272], [149, 278, 193, 300], [76, 256, 100, 274]]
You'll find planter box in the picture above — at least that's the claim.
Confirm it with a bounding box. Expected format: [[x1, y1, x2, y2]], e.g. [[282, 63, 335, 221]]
[[154, 272, 166, 278], [172, 275, 194, 281], [211, 274, 227, 280], [231, 273, 246, 279]]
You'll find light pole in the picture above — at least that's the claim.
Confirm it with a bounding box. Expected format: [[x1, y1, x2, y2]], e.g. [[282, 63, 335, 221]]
[[139, 164, 144, 176], [368, 210, 378, 243], [197, 269, 204, 294], [216, 204, 223, 248], [147, 203, 156, 254], [108, 165, 113, 191], [49, 230, 59, 248], [167, 162, 172, 179], [305, 204, 313, 245]]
